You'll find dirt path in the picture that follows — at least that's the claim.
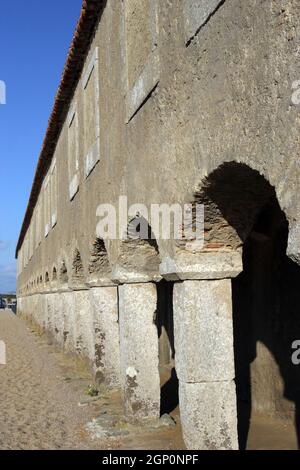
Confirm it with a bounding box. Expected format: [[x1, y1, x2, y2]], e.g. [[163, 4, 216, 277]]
[[0, 310, 184, 450], [0, 309, 297, 450], [0, 309, 102, 449]]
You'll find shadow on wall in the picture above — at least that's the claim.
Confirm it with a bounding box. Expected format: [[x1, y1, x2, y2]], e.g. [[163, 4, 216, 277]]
[[233, 200, 300, 449], [198, 161, 300, 449], [156, 280, 179, 416]]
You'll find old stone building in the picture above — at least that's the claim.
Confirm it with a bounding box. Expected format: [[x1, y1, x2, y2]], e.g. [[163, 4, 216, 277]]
[[16, 0, 300, 450]]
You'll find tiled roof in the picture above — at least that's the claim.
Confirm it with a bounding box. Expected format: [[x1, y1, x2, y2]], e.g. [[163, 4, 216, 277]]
[[16, 0, 106, 257]]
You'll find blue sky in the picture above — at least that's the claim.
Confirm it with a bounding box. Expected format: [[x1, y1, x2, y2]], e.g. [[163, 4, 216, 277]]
[[0, 0, 82, 293]]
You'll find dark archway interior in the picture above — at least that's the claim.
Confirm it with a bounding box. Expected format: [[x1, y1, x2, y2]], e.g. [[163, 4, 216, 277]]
[[198, 162, 300, 449], [233, 199, 300, 449], [156, 280, 179, 416]]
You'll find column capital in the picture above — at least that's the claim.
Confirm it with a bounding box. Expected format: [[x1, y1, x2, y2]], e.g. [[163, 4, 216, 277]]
[[111, 264, 162, 284], [160, 251, 243, 281], [86, 277, 116, 288]]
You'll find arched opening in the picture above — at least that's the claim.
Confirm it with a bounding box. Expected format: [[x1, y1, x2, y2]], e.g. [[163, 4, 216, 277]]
[[45, 272, 49, 284], [119, 216, 179, 420], [88, 238, 110, 280], [52, 267, 57, 282], [71, 249, 85, 286], [59, 261, 68, 285], [118, 215, 161, 276], [196, 162, 300, 449]]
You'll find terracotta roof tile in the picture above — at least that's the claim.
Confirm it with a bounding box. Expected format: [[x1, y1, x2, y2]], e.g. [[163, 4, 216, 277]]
[[16, 0, 106, 257]]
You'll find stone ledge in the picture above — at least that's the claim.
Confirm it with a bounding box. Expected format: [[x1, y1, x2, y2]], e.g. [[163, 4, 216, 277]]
[[111, 265, 162, 284], [173, 279, 235, 383], [160, 252, 243, 281], [179, 380, 238, 450], [287, 222, 300, 265], [86, 277, 116, 288]]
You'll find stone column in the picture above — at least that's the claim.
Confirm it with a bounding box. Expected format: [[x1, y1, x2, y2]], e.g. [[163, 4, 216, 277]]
[[34, 294, 41, 329], [61, 290, 76, 353], [161, 252, 242, 450], [31, 294, 36, 324], [73, 289, 94, 362], [45, 292, 54, 337], [118, 283, 160, 423], [17, 296, 22, 316], [40, 293, 48, 334], [90, 286, 120, 388], [52, 292, 64, 346], [174, 280, 238, 450]]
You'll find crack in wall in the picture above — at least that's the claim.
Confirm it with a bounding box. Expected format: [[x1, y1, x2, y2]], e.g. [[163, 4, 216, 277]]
[[186, 0, 226, 47]]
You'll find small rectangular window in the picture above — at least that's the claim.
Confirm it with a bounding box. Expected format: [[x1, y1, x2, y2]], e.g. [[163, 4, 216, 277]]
[[24, 236, 29, 267], [82, 47, 100, 177], [123, 0, 160, 123], [44, 174, 50, 237], [50, 159, 58, 227], [35, 198, 42, 248], [29, 222, 34, 260], [17, 250, 22, 276], [68, 103, 80, 200]]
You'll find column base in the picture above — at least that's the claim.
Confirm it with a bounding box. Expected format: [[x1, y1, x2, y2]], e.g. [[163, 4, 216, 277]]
[[119, 283, 160, 423], [90, 286, 120, 388], [180, 380, 239, 450]]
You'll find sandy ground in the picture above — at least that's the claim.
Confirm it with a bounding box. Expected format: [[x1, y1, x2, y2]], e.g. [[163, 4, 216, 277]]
[[0, 310, 184, 450], [0, 309, 298, 450]]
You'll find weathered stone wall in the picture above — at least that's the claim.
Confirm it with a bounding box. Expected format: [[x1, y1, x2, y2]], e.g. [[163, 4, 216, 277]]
[[16, 0, 300, 449], [17, 0, 300, 290]]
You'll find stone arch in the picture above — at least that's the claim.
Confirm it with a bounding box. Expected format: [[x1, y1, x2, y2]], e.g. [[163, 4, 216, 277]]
[[52, 266, 57, 281], [45, 272, 49, 283], [115, 215, 179, 421], [71, 249, 85, 285], [176, 161, 300, 449], [59, 260, 69, 285], [114, 215, 161, 282], [88, 238, 110, 282], [177, 162, 277, 255]]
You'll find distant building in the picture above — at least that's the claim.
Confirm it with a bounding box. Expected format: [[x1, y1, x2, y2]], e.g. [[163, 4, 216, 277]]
[[0, 294, 16, 310]]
